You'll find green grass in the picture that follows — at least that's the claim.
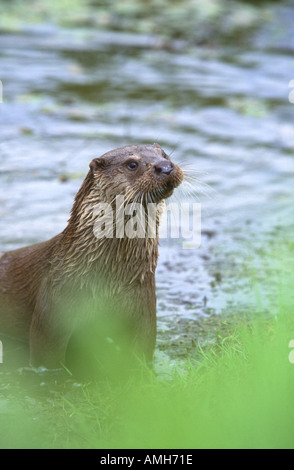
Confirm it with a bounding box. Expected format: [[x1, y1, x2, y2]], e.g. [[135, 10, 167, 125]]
[[113, 316, 294, 449], [1, 311, 294, 449]]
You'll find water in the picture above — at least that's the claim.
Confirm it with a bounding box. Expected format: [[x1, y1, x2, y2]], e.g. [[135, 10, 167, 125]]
[[0, 7, 294, 365]]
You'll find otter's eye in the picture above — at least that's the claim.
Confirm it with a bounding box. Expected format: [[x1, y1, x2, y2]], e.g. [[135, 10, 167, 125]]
[[127, 161, 139, 171], [162, 151, 169, 160]]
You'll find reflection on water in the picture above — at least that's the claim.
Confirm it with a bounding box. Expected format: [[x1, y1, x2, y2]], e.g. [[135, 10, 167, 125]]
[[0, 8, 294, 357]]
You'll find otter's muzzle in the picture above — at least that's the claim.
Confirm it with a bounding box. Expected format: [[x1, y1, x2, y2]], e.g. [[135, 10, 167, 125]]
[[153, 161, 174, 177]]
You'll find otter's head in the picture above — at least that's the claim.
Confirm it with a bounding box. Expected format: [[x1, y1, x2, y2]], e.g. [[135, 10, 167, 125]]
[[89, 143, 183, 205]]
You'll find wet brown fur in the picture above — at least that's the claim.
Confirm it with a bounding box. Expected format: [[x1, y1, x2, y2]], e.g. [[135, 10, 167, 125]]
[[0, 144, 183, 369]]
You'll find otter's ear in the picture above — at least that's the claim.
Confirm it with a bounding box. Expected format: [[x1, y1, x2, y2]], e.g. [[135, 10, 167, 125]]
[[90, 158, 106, 173]]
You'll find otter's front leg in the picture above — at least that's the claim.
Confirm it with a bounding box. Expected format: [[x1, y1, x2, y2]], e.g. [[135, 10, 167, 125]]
[[29, 312, 73, 368], [29, 283, 74, 368], [124, 279, 157, 363]]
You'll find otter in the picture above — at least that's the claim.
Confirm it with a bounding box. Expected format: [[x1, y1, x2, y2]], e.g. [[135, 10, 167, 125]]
[[0, 144, 183, 373]]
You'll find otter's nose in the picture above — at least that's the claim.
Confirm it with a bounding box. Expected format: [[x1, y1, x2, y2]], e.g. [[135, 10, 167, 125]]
[[153, 161, 174, 176]]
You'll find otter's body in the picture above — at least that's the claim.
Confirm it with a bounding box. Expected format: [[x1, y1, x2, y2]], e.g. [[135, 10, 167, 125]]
[[0, 144, 183, 370]]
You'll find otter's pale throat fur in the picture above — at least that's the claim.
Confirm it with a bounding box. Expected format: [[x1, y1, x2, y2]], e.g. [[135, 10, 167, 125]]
[[0, 144, 183, 369]]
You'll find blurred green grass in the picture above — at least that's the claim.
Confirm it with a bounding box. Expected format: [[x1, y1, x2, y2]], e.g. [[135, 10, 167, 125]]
[[1, 310, 294, 449]]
